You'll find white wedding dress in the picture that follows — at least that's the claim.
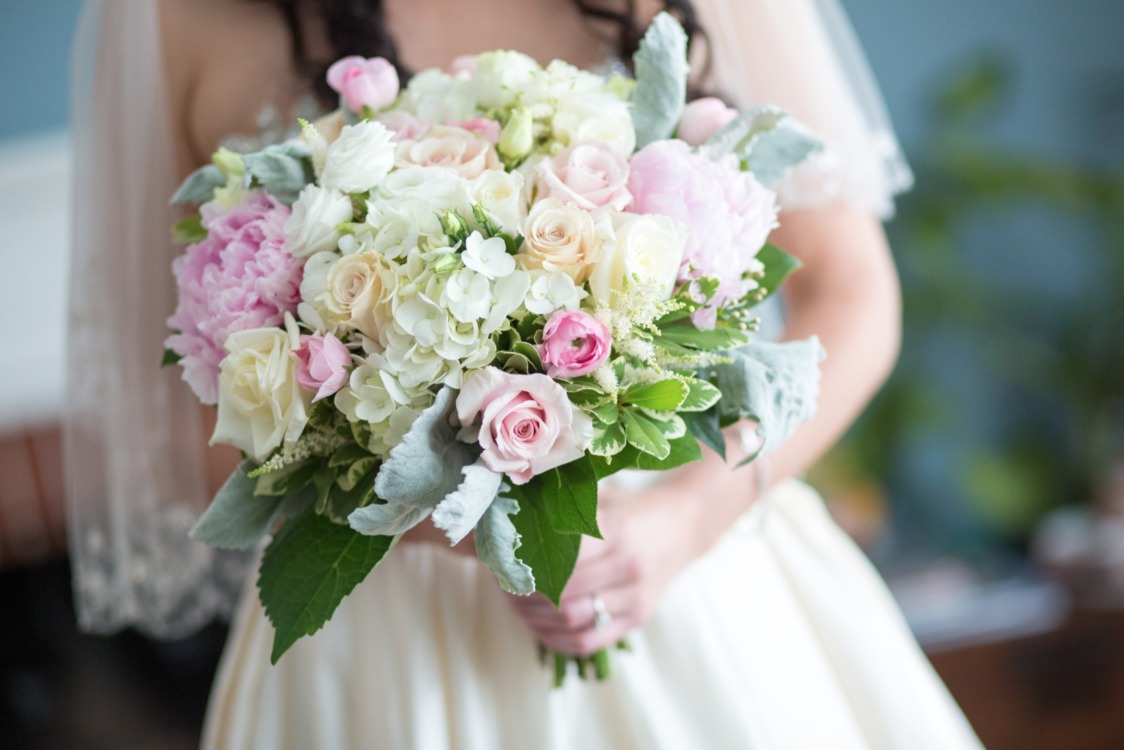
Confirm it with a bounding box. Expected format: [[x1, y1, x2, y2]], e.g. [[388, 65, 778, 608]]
[[67, 1, 982, 748]]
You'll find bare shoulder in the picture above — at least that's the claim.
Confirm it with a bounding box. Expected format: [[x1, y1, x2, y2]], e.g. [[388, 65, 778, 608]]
[[158, 0, 303, 170]]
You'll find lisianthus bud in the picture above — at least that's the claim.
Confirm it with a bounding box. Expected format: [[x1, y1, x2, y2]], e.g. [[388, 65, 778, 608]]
[[499, 108, 534, 162]]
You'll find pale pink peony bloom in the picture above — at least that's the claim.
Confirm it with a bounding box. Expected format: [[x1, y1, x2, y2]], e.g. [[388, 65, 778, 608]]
[[292, 333, 352, 402], [677, 97, 738, 146], [536, 142, 632, 212], [166, 191, 302, 404], [538, 310, 611, 379], [447, 117, 502, 144], [628, 140, 778, 328], [326, 56, 400, 114], [456, 367, 594, 485]]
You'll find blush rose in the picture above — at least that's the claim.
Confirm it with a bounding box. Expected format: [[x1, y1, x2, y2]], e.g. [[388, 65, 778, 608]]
[[292, 332, 352, 402]]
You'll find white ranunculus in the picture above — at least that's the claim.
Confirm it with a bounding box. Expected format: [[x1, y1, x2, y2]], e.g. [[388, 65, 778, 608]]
[[285, 185, 354, 258], [320, 120, 396, 194], [589, 213, 689, 308], [469, 169, 526, 232], [211, 314, 310, 461], [472, 51, 541, 109], [524, 270, 587, 316]]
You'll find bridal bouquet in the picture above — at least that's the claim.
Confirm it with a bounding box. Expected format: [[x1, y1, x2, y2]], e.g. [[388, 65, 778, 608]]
[[167, 14, 824, 679]]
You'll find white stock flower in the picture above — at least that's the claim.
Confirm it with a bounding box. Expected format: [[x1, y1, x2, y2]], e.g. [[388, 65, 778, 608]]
[[211, 314, 310, 461], [462, 232, 516, 279], [588, 213, 689, 309], [468, 169, 526, 231], [285, 185, 354, 258], [320, 120, 396, 194], [472, 51, 541, 109], [524, 270, 587, 316]]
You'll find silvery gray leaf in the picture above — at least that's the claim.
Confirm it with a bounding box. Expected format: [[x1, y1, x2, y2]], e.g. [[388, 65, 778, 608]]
[[475, 492, 535, 596], [631, 12, 689, 149], [700, 106, 823, 187], [170, 164, 224, 206], [712, 337, 825, 463], [432, 462, 504, 545], [190, 461, 312, 549], [243, 142, 315, 205], [347, 503, 433, 537]]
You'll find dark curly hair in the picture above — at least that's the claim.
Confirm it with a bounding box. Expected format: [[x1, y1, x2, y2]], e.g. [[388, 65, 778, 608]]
[[264, 0, 709, 107]]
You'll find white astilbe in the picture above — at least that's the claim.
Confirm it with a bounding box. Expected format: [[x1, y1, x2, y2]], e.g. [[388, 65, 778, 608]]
[[251, 427, 350, 477]]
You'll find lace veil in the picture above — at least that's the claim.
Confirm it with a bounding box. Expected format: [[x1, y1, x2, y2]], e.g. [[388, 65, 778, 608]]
[[65, 0, 910, 637]]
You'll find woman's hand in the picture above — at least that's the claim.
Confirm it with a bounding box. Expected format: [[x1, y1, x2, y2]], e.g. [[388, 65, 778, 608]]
[[504, 484, 696, 657]]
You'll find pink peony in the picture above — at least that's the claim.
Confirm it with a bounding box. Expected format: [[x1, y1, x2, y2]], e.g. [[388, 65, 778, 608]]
[[539, 310, 611, 379], [456, 367, 594, 485], [326, 56, 400, 114], [292, 333, 352, 402], [627, 140, 778, 328], [677, 97, 738, 146], [536, 142, 631, 212], [166, 191, 302, 405]]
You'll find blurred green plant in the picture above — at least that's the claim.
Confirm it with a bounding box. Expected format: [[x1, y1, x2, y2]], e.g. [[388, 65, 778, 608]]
[[823, 56, 1124, 553]]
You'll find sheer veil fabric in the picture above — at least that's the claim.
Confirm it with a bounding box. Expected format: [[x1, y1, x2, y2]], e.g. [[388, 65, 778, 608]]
[[66, 0, 911, 637]]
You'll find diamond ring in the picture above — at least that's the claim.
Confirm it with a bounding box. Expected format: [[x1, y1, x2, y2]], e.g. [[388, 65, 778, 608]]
[[591, 594, 612, 631]]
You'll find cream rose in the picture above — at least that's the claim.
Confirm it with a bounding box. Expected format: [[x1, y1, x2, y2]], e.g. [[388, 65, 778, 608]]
[[395, 125, 501, 180], [211, 314, 311, 461], [320, 120, 396, 194], [518, 197, 600, 283], [588, 213, 689, 308], [324, 252, 390, 338], [469, 169, 526, 231], [285, 185, 354, 258]]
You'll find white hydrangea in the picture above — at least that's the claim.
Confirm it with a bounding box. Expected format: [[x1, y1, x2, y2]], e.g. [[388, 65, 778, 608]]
[[524, 270, 587, 316]]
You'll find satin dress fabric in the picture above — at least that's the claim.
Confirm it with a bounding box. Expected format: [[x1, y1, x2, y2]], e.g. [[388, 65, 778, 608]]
[[202, 479, 983, 750]]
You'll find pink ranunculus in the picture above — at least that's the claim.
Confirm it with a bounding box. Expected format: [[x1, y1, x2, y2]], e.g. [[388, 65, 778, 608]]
[[628, 140, 778, 328], [677, 97, 738, 146], [536, 142, 632, 212], [539, 310, 611, 379], [165, 190, 302, 405], [448, 117, 502, 144], [292, 333, 352, 402], [456, 368, 594, 485], [376, 110, 427, 142], [326, 56, 400, 114]]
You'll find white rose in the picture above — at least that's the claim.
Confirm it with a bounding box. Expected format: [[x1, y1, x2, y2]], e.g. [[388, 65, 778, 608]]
[[518, 197, 600, 283], [324, 252, 392, 338], [375, 165, 468, 214], [285, 185, 354, 258], [473, 51, 541, 109], [553, 95, 636, 156], [589, 213, 689, 308], [320, 120, 396, 194], [211, 314, 310, 461], [468, 169, 527, 231], [395, 126, 501, 180]]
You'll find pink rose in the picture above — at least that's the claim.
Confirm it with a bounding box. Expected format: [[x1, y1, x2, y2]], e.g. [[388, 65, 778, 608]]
[[536, 142, 632, 212], [326, 56, 400, 114], [292, 333, 351, 402], [376, 110, 426, 142], [448, 117, 501, 144], [539, 310, 611, 379], [456, 368, 594, 485], [677, 97, 738, 147], [395, 125, 501, 179]]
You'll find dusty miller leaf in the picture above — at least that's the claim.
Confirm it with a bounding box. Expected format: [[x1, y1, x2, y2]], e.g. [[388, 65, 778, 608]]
[[431, 462, 504, 545], [632, 12, 689, 148], [243, 143, 315, 204], [170, 164, 224, 205], [700, 105, 823, 187], [475, 493, 535, 595]]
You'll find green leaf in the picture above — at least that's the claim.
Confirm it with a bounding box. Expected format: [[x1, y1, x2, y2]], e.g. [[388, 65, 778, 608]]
[[475, 493, 535, 595], [622, 379, 688, 411], [511, 341, 544, 372], [171, 164, 224, 205], [505, 486, 582, 605], [337, 456, 379, 492], [590, 420, 627, 457], [592, 433, 702, 479], [655, 326, 751, 352], [754, 244, 803, 305], [161, 348, 183, 367], [679, 378, 722, 412], [621, 410, 671, 460], [683, 410, 726, 460], [255, 459, 320, 497], [316, 465, 377, 524], [243, 143, 315, 205], [648, 414, 687, 440], [172, 214, 207, 244], [329, 444, 373, 469], [590, 401, 619, 425], [631, 12, 689, 148], [540, 456, 601, 538], [258, 511, 396, 663]]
